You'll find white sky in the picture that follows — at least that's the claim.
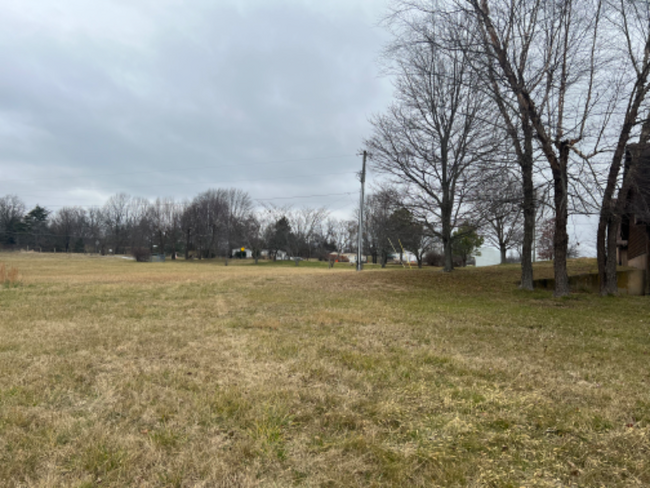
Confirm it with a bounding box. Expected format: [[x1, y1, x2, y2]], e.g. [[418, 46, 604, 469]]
[[0, 0, 598, 256]]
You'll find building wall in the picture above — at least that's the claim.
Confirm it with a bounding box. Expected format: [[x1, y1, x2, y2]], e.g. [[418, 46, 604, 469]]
[[629, 253, 647, 271], [628, 223, 647, 260], [475, 247, 501, 267]]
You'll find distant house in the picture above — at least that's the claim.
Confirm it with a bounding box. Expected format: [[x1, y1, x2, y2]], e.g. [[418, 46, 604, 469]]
[[260, 249, 289, 260], [340, 253, 368, 264], [325, 253, 367, 263], [383, 251, 419, 265], [617, 144, 650, 273]]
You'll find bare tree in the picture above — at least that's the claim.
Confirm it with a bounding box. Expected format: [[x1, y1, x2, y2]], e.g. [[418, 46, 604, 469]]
[[50, 207, 87, 252], [87, 207, 105, 254], [103, 193, 132, 254], [187, 189, 229, 259], [127, 197, 151, 251], [288, 207, 329, 259], [243, 215, 266, 264], [223, 188, 253, 264], [0, 195, 26, 247], [367, 12, 495, 271], [148, 197, 179, 257], [326, 218, 356, 259], [457, 0, 614, 296], [596, 1, 650, 294], [472, 170, 524, 264]]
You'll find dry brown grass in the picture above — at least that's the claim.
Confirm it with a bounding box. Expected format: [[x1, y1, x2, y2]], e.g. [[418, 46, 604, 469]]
[[0, 253, 649, 487], [0, 262, 20, 287]]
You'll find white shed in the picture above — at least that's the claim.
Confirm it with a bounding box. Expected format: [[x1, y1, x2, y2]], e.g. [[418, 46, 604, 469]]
[[231, 248, 253, 258], [474, 247, 501, 267]]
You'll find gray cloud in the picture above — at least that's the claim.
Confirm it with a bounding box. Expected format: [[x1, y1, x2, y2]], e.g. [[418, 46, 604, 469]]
[[0, 0, 392, 213]]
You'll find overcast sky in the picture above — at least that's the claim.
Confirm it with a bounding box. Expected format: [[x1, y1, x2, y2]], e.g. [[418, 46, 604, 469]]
[[0, 0, 392, 215], [0, 0, 599, 256]]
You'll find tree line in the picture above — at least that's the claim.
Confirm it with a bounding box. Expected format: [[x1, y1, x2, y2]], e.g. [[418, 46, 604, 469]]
[[365, 0, 650, 296], [0, 189, 497, 266], [0, 191, 330, 261]]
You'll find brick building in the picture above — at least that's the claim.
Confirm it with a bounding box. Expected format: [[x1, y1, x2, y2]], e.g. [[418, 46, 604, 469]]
[[617, 144, 650, 271]]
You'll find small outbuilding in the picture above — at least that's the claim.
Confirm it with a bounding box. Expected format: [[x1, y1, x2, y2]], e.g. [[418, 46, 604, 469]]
[[231, 248, 253, 259], [474, 247, 501, 267]]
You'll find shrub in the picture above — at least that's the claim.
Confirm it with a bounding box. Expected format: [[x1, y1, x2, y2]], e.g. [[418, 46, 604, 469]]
[[0, 263, 20, 287], [424, 251, 466, 267], [424, 251, 444, 267], [131, 248, 152, 262]]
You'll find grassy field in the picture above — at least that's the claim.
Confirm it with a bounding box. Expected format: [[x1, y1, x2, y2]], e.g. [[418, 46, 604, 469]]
[[0, 252, 649, 487]]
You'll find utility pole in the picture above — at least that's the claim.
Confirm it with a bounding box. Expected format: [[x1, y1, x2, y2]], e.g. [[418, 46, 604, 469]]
[[357, 151, 367, 271]]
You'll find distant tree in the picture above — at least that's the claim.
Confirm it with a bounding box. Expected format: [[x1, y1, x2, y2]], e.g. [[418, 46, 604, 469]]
[[289, 207, 329, 259], [73, 238, 85, 253], [188, 189, 229, 258], [387, 207, 429, 268], [103, 193, 131, 254], [363, 190, 396, 267], [127, 197, 151, 251], [452, 225, 484, 267], [23, 205, 50, 251], [0, 195, 26, 246], [86, 207, 105, 253], [365, 8, 495, 272], [327, 218, 356, 258], [223, 189, 253, 264], [180, 199, 198, 259], [50, 207, 87, 252], [243, 215, 266, 264], [538, 218, 580, 261], [267, 216, 293, 260], [148, 198, 174, 257], [472, 171, 525, 265], [537, 218, 555, 261]]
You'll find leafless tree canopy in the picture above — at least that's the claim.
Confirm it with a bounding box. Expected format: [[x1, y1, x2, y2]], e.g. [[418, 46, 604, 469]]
[[366, 9, 498, 271]]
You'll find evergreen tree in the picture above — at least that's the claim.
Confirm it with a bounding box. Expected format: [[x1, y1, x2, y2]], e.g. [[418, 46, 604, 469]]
[[23, 205, 50, 250], [452, 226, 484, 267]]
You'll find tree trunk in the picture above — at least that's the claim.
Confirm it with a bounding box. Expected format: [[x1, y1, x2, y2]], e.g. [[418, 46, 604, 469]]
[[552, 158, 570, 297], [443, 236, 453, 272], [596, 213, 611, 294], [519, 122, 535, 290], [441, 206, 454, 272], [604, 215, 619, 294], [600, 147, 638, 295], [159, 231, 165, 256], [185, 228, 191, 260], [645, 231, 650, 295], [500, 245, 507, 265], [598, 151, 625, 295]]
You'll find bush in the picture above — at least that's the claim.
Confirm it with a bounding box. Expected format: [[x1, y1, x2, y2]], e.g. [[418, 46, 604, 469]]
[[424, 251, 466, 267], [0, 262, 20, 287], [424, 251, 444, 267], [132, 248, 151, 262]]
